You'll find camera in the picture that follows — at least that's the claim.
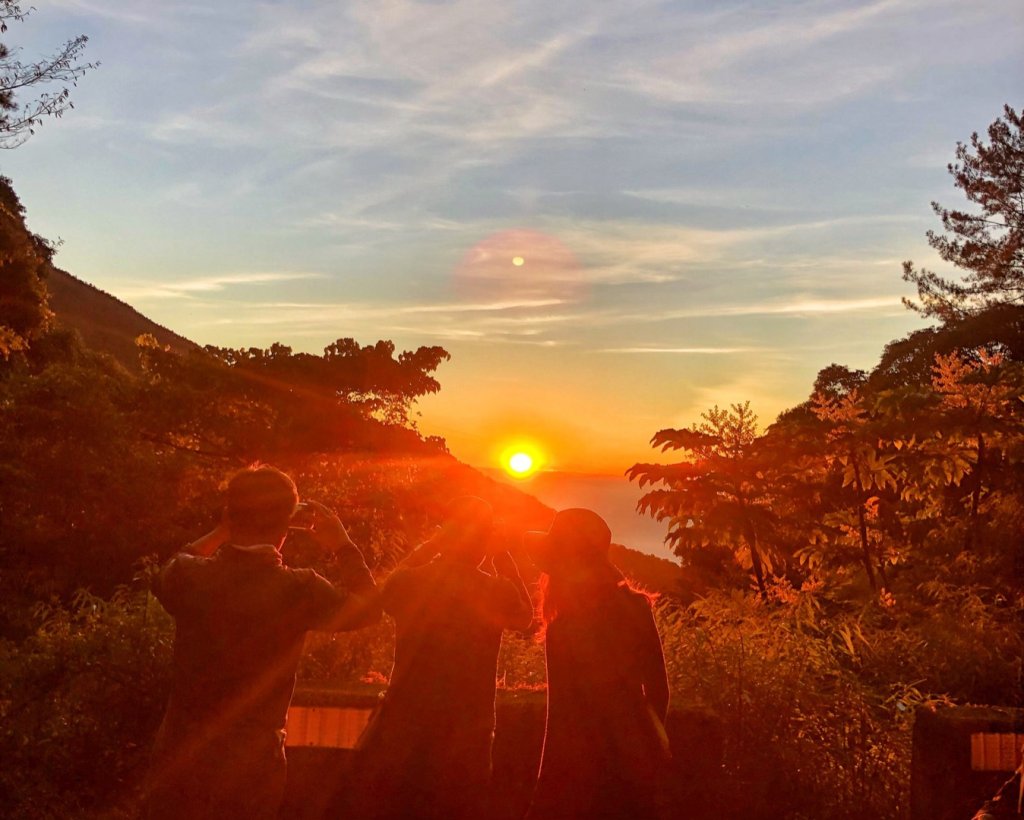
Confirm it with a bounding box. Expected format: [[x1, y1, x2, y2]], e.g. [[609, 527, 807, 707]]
[[288, 503, 316, 531]]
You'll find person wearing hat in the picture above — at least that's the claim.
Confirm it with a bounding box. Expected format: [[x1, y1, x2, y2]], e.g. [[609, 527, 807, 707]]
[[351, 496, 533, 820], [525, 508, 670, 820]]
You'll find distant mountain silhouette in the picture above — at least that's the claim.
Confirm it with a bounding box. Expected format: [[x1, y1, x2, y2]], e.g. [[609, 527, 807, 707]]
[[608, 543, 682, 595], [46, 267, 197, 371]]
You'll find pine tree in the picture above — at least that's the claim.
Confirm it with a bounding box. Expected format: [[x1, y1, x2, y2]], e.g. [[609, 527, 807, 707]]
[[903, 104, 1024, 321]]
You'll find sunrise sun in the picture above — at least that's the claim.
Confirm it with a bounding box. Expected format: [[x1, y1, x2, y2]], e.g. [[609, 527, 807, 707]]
[[500, 443, 543, 479], [508, 452, 533, 474]]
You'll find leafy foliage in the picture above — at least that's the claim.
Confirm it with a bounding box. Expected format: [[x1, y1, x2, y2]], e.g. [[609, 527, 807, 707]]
[[134, 335, 449, 461], [657, 591, 918, 820], [629, 403, 778, 598], [0, 175, 52, 358], [0, 586, 173, 818], [206, 338, 450, 427]]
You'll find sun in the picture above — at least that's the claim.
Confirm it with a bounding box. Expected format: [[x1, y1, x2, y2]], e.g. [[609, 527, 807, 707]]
[[508, 452, 533, 474], [499, 443, 543, 479], [512, 256, 525, 266]]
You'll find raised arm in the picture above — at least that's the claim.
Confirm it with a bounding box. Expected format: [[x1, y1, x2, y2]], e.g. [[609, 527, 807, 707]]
[[490, 550, 534, 631], [151, 552, 203, 616], [305, 500, 375, 590], [304, 500, 381, 630], [396, 528, 445, 569], [180, 512, 231, 557], [151, 515, 227, 612]]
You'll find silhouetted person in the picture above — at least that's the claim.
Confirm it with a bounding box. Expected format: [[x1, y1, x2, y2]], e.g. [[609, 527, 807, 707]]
[[526, 508, 670, 820], [146, 465, 378, 820], [352, 496, 533, 820]]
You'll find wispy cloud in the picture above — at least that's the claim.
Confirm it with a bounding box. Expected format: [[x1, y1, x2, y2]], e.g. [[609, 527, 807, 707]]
[[255, 297, 567, 317], [612, 0, 1019, 110], [398, 298, 566, 314], [600, 346, 761, 354], [117, 272, 326, 300], [633, 296, 906, 323], [149, 107, 263, 147], [384, 325, 567, 346], [50, 0, 216, 27]]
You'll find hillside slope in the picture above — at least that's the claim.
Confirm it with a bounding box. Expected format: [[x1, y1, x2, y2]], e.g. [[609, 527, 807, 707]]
[[45, 267, 197, 370]]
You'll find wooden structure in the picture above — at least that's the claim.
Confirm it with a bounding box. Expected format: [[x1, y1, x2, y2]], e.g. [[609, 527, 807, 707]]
[[912, 705, 1024, 820], [280, 686, 722, 820]]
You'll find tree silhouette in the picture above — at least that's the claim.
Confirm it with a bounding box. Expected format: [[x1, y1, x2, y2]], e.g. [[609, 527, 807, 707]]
[[628, 402, 777, 600], [135, 336, 450, 460], [903, 104, 1024, 321], [871, 302, 1024, 389], [207, 338, 450, 427]]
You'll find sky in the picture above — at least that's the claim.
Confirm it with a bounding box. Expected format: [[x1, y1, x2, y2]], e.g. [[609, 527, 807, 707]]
[[3, 0, 1023, 476]]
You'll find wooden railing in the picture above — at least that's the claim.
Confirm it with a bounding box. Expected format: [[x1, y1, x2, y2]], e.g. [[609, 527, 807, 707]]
[[280, 686, 722, 820]]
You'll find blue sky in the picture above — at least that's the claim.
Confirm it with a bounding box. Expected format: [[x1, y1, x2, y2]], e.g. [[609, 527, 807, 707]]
[[3, 0, 1022, 473]]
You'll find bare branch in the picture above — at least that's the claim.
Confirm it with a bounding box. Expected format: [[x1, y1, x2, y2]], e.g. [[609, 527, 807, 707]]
[[0, 14, 97, 147]]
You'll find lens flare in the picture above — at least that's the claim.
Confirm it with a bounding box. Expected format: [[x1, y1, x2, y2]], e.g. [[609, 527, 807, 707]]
[[453, 229, 583, 301]]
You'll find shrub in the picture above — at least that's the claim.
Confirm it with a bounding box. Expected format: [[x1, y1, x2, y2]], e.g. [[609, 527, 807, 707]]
[[0, 587, 172, 819], [657, 591, 912, 820]]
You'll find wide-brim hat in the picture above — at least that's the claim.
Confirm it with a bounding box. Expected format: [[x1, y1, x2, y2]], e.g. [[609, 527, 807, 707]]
[[525, 508, 612, 562]]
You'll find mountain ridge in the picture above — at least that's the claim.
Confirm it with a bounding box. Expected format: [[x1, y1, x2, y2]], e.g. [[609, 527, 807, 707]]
[[45, 266, 198, 371]]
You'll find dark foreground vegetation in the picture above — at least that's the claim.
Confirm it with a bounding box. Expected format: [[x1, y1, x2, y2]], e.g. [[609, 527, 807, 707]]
[[0, 105, 1022, 819]]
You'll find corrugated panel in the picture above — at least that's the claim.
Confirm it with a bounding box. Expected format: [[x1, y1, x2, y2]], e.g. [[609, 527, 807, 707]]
[[970, 732, 1024, 771], [286, 706, 374, 749]]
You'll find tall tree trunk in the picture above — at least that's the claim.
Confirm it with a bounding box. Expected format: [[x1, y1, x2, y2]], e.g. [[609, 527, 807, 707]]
[[736, 493, 769, 600], [852, 462, 877, 591], [745, 525, 768, 601]]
